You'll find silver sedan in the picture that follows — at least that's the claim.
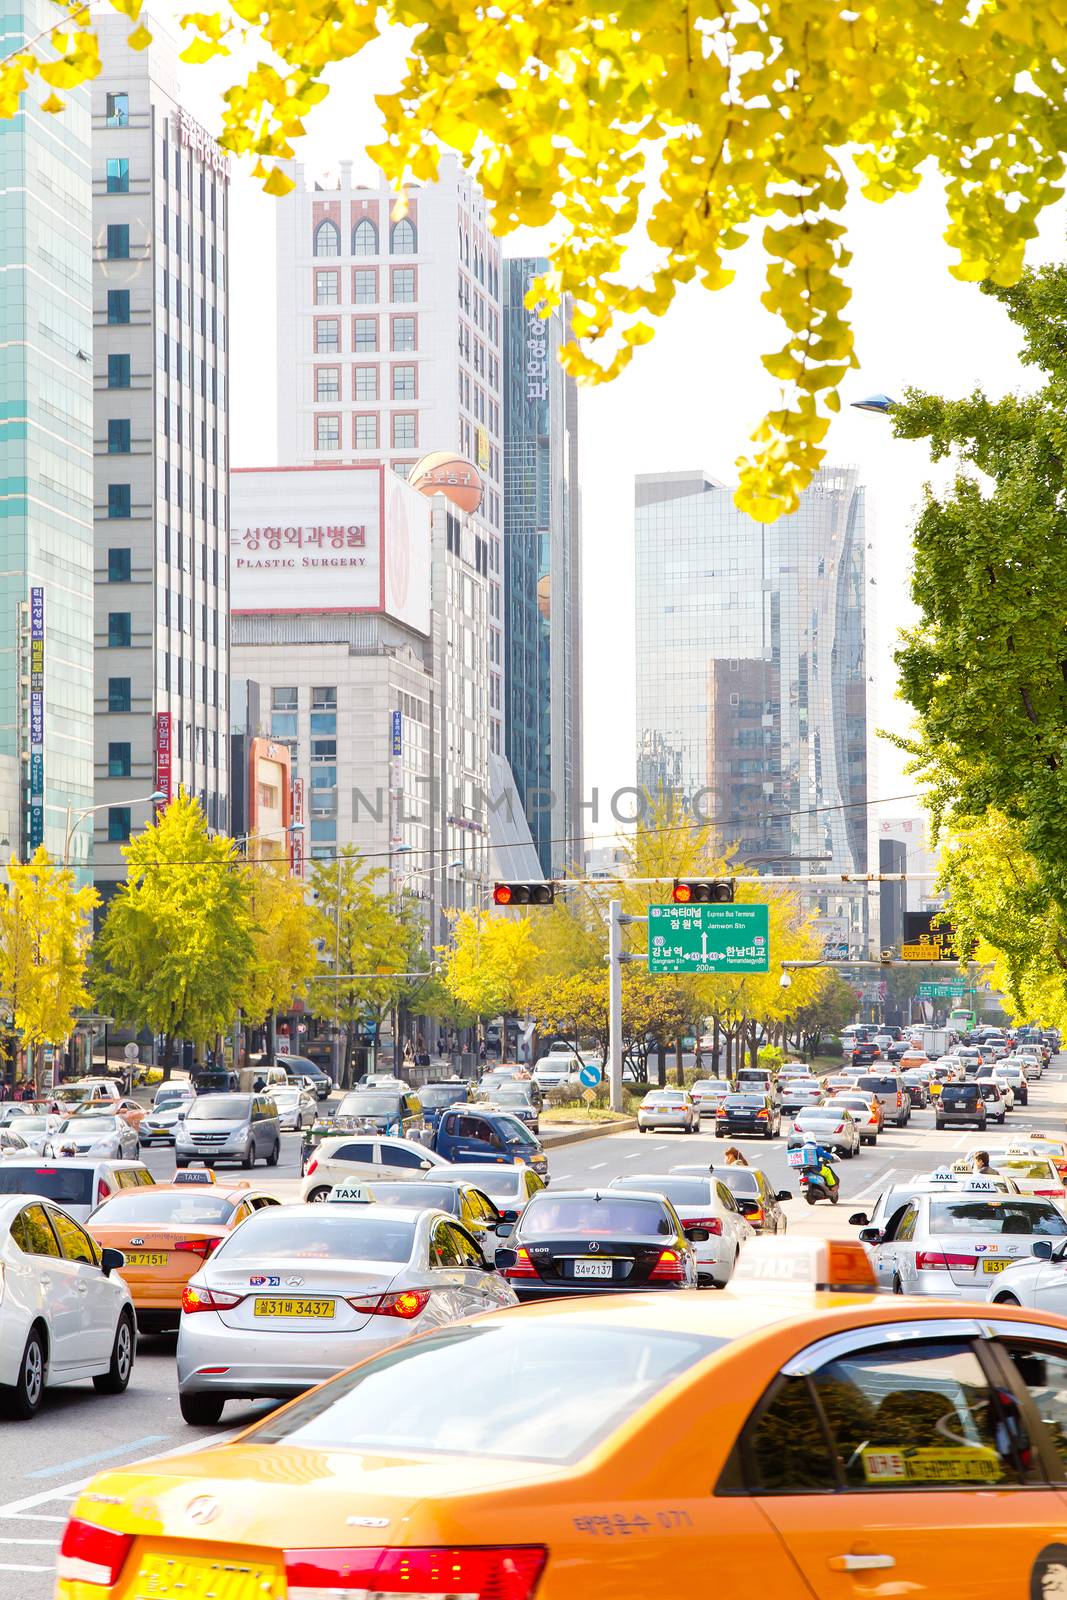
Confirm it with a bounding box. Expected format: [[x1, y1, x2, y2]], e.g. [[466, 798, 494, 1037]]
[[176, 1201, 518, 1425], [271, 1086, 317, 1131], [44, 1113, 140, 1161], [637, 1090, 699, 1133], [786, 1106, 861, 1158]]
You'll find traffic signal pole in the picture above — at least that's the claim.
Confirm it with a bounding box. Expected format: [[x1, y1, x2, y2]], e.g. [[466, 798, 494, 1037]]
[[608, 900, 647, 1114]]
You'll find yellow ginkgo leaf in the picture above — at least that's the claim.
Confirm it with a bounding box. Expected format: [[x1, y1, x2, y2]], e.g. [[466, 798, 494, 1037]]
[[262, 164, 294, 196], [127, 22, 152, 49], [40, 91, 65, 113]]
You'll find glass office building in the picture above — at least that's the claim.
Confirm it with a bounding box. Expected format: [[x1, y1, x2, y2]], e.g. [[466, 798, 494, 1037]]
[[502, 258, 582, 875], [0, 8, 95, 866], [635, 466, 868, 905]]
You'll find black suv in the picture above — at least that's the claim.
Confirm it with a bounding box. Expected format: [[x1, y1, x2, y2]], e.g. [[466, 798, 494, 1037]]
[[935, 1082, 987, 1130]]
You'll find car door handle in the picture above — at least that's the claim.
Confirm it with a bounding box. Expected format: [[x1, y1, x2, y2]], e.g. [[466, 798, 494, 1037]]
[[828, 1555, 895, 1572]]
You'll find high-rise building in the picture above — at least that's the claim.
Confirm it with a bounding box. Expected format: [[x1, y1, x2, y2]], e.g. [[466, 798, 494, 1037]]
[[0, 11, 95, 865], [91, 14, 230, 891], [635, 465, 869, 939], [275, 155, 506, 755], [502, 259, 582, 876]]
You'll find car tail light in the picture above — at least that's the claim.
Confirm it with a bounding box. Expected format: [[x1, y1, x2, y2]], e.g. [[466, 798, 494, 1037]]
[[835, 1124, 845, 1133], [97, 1180, 111, 1200], [181, 1284, 245, 1313], [756, 1108, 768, 1120], [57, 1520, 133, 1587], [895, 1092, 902, 1107], [284, 1545, 547, 1598], [686, 1217, 723, 1235], [346, 1289, 431, 1319], [915, 1250, 978, 1271], [173, 1237, 223, 1259], [305, 1156, 318, 1176], [976, 1100, 985, 1111], [1035, 1188, 1066, 1198], [648, 1248, 686, 1283], [500, 1246, 539, 1279]]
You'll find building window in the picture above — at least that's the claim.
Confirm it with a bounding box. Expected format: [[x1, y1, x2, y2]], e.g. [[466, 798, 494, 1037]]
[[108, 612, 131, 647], [108, 676, 131, 712], [353, 218, 377, 255], [271, 712, 298, 738], [353, 317, 378, 352], [108, 742, 132, 778], [316, 367, 340, 402], [107, 807, 132, 843], [390, 217, 417, 254], [391, 316, 416, 351], [310, 712, 337, 736], [107, 289, 130, 324], [315, 414, 340, 450], [314, 269, 339, 305], [392, 412, 417, 450], [106, 157, 129, 193], [392, 461, 414, 479], [106, 223, 130, 259], [311, 738, 336, 760], [108, 483, 131, 518], [107, 353, 131, 388], [107, 418, 131, 453], [314, 318, 339, 353], [392, 364, 416, 400], [391, 266, 415, 302], [354, 413, 378, 449], [313, 219, 340, 257], [354, 366, 378, 401], [311, 686, 338, 709], [272, 686, 298, 710], [310, 819, 337, 844], [105, 91, 129, 127], [353, 268, 377, 304], [108, 547, 131, 582]]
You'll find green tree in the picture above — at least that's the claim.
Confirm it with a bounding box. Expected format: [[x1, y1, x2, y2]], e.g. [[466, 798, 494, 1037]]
[[92, 791, 254, 1074], [0, 849, 98, 1085]]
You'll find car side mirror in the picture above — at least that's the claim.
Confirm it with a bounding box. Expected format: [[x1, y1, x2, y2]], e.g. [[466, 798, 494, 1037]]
[[1032, 1240, 1055, 1260], [849, 1211, 870, 1226], [500, 1209, 519, 1223], [495, 1246, 517, 1269], [100, 1246, 125, 1277], [419, 1159, 432, 1171], [775, 1190, 792, 1202], [685, 1226, 711, 1242], [495, 1220, 514, 1238], [858, 1227, 883, 1244]]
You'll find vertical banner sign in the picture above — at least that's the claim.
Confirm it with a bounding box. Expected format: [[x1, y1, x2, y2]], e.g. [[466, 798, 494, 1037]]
[[389, 710, 403, 896], [290, 778, 305, 878], [526, 278, 548, 402], [28, 587, 44, 851], [155, 713, 172, 814]]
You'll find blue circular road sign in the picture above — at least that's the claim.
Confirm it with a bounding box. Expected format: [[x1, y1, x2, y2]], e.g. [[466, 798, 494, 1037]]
[[579, 1063, 602, 1088]]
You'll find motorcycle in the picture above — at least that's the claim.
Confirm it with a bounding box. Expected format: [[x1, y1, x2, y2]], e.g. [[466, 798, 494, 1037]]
[[799, 1167, 840, 1205]]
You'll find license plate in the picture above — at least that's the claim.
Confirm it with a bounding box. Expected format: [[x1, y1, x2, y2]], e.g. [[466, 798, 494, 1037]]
[[254, 1296, 334, 1317], [123, 1251, 167, 1267], [573, 1259, 613, 1279], [132, 1552, 281, 1600], [982, 1259, 1011, 1274]]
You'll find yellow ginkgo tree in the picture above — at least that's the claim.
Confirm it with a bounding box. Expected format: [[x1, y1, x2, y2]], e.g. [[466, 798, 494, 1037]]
[[0, 848, 98, 1086], [8, 1, 1067, 516]]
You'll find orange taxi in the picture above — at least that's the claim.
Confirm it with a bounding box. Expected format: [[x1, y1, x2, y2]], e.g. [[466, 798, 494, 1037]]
[[86, 1175, 280, 1333], [56, 1237, 1067, 1599]]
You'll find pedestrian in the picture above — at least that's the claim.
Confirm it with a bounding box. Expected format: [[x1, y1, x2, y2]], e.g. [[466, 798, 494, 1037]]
[[974, 1150, 998, 1175], [723, 1146, 748, 1167], [403, 1040, 415, 1065]]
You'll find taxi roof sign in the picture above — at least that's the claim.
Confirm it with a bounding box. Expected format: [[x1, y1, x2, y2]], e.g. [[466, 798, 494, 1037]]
[[961, 1177, 998, 1192], [328, 1181, 376, 1204], [732, 1235, 877, 1294], [928, 1167, 961, 1183], [173, 1168, 216, 1184]]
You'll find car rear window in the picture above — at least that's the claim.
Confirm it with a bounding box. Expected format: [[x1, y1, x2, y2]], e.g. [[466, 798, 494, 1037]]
[[0, 1168, 94, 1204], [251, 1322, 722, 1463], [521, 1195, 672, 1237], [366, 1183, 461, 1213], [930, 1200, 1067, 1235], [90, 1191, 235, 1225], [942, 1086, 979, 1101], [444, 1167, 524, 1200], [856, 1077, 898, 1093], [610, 1177, 711, 1205], [999, 1159, 1058, 1181], [718, 1169, 759, 1196], [213, 1208, 417, 1263], [727, 1095, 766, 1108]]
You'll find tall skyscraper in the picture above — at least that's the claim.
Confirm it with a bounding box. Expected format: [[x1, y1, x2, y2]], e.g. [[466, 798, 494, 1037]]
[[502, 259, 582, 876], [275, 155, 506, 755], [91, 14, 231, 892], [635, 465, 868, 937], [0, 10, 95, 865]]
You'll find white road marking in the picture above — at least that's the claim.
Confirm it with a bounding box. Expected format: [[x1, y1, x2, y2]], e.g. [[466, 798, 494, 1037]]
[[0, 1515, 67, 1524], [588, 1162, 606, 1170], [0, 1540, 57, 1546], [0, 1563, 51, 1573], [849, 1167, 897, 1205]]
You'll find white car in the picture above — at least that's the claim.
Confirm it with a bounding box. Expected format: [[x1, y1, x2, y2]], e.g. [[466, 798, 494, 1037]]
[[786, 1106, 861, 1157], [271, 1086, 317, 1131], [0, 1158, 154, 1222], [608, 1173, 753, 1285], [636, 1090, 699, 1133], [1017, 1049, 1044, 1080], [859, 1181, 1067, 1298], [975, 1077, 1009, 1123], [985, 1236, 1067, 1311], [176, 1200, 517, 1424], [531, 1053, 581, 1092], [44, 1112, 140, 1163], [0, 1195, 134, 1417], [688, 1079, 728, 1117], [301, 1134, 450, 1201]]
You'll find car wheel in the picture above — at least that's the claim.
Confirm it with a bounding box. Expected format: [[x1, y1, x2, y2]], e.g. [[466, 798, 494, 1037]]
[[242, 1142, 256, 1170], [2, 1326, 46, 1419], [994, 1292, 1020, 1306], [266, 1140, 280, 1167], [93, 1311, 134, 1395], [175, 1159, 189, 1168], [307, 1185, 332, 1202], [638, 1125, 648, 1133], [979, 1119, 987, 1130], [179, 1391, 226, 1425]]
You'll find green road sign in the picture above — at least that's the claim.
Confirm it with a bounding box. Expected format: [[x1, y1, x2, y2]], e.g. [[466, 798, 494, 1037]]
[[917, 981, 967, 999], [648, 903, 770, 974]]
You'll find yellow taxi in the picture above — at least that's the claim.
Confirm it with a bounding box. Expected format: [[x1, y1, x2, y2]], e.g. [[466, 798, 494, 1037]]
[[55, 1238, 1067, 1599]]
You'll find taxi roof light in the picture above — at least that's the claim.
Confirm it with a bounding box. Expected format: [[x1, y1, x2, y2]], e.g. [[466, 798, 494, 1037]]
[[172, 1168, 217, 1185], [732, 1236, 878, 1294], [284, 1543, 547, 1596]]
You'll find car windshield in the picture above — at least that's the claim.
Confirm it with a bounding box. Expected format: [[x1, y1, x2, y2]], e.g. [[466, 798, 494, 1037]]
[[610, 1177, 710, 1205], [272, 1090, 301, 1104], [521, 1196, 671, 1237], [998, 1159, 1058, 1180], [368, 1183, 462, 1213], [91, 1191, 236, 1225], [420, 1085, 468, 1109], [187, 1096, 250, 1121], [56, 1116, 117, 1135], [252, 1321, 722, 1464], [718, 1169, 759, 1196], [155, 1090, 189, 1107], [6, 1116, 50, 1132], [491, 1114, 537, 1146], [444, 1168, 522, 1200], [338, 1093, 403, 1116], [214, 1208, 417, 1263], [929, 1200, 1067, 1235], [0, 1168, 94, 1203]]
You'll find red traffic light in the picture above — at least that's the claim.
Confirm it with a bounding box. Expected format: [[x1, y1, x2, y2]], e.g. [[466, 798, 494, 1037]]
[[673, 882, 693, 904], [492, 882, 555, 907], [673, 878, 734, 904], [493, 884, 514, 905]]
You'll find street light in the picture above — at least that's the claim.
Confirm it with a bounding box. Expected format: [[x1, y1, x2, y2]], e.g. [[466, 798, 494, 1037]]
[[63, 790, 166, 866]]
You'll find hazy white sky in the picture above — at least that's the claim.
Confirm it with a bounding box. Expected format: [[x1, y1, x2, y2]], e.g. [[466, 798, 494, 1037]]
[[178, 25, 1065, 845]]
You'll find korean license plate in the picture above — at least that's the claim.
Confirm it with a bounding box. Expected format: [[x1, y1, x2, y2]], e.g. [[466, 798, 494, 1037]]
[[573, 1259, 613, 1280], [123, 1251, 167, 1267], [982, 1259, 1010, 1274], [254, 1297, 334, 1317], [132, 1552, 281, 1600]]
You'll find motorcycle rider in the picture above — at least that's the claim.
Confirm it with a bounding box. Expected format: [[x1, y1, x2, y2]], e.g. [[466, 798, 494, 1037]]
[[799, 1138, 839, 1195]]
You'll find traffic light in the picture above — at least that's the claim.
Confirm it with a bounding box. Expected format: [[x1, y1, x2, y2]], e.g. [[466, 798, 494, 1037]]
[[672, 878, 734, 904], [492, 881, 555, 906]]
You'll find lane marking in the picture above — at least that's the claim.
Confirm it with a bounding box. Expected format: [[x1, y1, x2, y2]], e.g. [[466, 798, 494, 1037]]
[[26, 1435, 167, 1480], [0, 1563, 51, 1573], [588, 1162, 606, 1170], [0, 1515, 66, 1524], [1, 1539, 57, 1546]]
